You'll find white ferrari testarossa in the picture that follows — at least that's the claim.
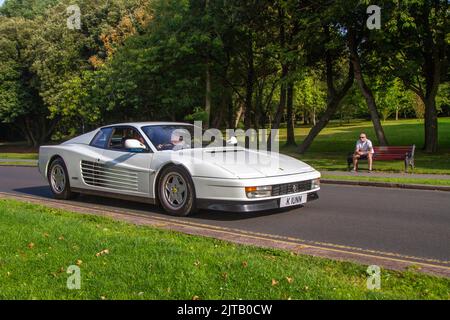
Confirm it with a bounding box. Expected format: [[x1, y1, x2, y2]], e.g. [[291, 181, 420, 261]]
[[39, 122, 320, 216]]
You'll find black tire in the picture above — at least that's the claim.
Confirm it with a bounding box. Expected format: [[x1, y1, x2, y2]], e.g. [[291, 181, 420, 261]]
[[47, 158, 78, 200], [158, 165, 196, 216]]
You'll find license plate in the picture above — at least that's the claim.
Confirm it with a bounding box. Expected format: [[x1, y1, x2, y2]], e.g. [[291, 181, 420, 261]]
[[280, 194, 307, 208]]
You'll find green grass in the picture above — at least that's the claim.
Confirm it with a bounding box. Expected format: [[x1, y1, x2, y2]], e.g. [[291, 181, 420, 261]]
[[279, 118, 450, 174], [0, 199, 448, 300], [0, 161, 37, 166], [0, 153, 38, 160], [322, 175, 450, 187]]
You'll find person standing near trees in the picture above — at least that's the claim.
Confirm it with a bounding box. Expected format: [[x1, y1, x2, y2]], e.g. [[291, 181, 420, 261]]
[[352, 133, 374, 172]]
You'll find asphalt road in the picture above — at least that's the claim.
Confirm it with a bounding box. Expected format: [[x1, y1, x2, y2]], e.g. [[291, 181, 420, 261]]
[[1, 166, 449, 263]]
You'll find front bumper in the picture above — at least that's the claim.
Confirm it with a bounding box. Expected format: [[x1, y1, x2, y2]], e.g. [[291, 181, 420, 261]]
[[197, 191, 319, 213]]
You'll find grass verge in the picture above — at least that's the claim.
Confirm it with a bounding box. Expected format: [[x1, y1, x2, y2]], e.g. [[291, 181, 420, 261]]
[[0, 153, 38, 160], [321, 175, 450, 187], [0, 161, 37, 167], [0, 199, 448, 300]]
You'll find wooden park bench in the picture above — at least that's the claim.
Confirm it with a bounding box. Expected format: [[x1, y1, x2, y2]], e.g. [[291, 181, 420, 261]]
[[347, 145, 416, 172]]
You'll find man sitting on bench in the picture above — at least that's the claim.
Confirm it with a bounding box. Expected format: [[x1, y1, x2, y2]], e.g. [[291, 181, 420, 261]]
[[352, 133, 374, 172]]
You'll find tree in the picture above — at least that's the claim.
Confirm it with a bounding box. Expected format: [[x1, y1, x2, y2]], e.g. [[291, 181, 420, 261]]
[[0, 16, 55, 146], [381, 0, 448, 152], [295, 72, 327, 125]]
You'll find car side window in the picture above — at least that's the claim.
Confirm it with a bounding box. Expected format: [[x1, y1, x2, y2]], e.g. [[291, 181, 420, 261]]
[[90, 128, 113, 149], [108, 127, 148, 153]]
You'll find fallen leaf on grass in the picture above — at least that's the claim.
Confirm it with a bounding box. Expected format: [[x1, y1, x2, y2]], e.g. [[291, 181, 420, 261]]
[[271, 279, 279, 286], [27, 242, 35, 249], [242, 261, 248, 268], [58, 236, 65, 241], [286, 277, 294, 284], [95, 249, 109, 257], [76, 260, 83, 266], [192, 296, 200, 300]]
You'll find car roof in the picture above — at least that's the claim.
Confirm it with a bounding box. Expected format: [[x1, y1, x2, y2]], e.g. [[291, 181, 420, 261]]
[[100, 122, 193, 129]]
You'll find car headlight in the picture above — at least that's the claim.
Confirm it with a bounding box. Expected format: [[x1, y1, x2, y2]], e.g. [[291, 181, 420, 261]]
[[311, 178, 320, 189], [245, 186, 272, 198]]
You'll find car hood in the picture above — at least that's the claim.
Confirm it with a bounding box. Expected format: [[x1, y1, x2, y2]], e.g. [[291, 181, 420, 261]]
[[177, 147, 316, 179]]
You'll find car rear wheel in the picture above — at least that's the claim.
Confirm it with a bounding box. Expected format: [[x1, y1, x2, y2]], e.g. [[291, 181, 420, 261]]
[[158, 166, 196, 216], [48, 158, 77, 200]]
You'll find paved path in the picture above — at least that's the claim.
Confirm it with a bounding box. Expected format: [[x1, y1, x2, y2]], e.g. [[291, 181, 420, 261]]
[[0, 166, 449, 265]]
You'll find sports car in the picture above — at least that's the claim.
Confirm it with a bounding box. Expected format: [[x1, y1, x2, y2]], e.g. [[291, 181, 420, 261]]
[[38, 122, 320, 216]]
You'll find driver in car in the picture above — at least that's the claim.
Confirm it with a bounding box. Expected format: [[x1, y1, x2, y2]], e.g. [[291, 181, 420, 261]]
[[157, 131, 188, 151]]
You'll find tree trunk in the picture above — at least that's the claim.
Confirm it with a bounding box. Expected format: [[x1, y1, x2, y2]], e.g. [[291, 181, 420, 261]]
[[234, 103, 244, 128], [348, 30, 388, 146], [298, 57, 354, 154], [244, 40, 254, 131], [267, 4, 287, 149], [423, 96, 438, 152], [267, 65, 288, 148], [312, 107, 316, 126], [205, 60, 212, 129], [420, 0, 440, 153], [285, 82, 296, 146]]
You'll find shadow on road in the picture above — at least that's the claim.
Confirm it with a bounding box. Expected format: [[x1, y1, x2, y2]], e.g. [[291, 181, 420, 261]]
[[13, 186, 53, 198]]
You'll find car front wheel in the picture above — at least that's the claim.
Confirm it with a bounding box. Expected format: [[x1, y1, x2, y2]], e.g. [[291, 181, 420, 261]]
[[158, 166, 196, 216]]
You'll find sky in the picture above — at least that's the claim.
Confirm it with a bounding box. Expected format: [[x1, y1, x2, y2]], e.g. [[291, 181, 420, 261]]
[[0, 0, 4, 7]]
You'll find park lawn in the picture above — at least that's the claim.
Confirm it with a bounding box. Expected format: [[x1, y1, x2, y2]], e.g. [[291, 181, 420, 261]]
[[279, 118, 450, 174], [0, 199, 449, 300], [321, 175, 450, 187]]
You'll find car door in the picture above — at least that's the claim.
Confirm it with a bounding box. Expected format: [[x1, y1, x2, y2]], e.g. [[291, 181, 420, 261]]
[[82, 126, 154, 198], [71, 127, 114, 191]]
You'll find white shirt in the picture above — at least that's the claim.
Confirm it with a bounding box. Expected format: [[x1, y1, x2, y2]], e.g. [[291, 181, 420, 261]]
[[356, 139, 374, 154]]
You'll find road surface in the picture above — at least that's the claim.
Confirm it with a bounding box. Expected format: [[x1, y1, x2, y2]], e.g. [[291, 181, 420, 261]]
[[0, 166, 449, 264]]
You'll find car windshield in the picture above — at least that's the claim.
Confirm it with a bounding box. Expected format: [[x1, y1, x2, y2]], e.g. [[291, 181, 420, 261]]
[[142, 125, 216, 151]]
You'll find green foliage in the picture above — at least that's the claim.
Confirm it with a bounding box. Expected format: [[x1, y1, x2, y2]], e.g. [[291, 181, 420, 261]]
[[0, 0, 59, 18], [295, 73, 327, 123], [374, 78, 415, 121], [0, 0, 448, 151], [184, 107, 209, 123]]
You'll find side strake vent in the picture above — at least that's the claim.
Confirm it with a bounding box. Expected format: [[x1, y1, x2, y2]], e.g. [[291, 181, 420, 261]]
[[81, 160, 138, 192]]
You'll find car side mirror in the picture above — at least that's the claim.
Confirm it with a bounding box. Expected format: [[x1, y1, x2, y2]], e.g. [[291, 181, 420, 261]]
[[124, 139, 146, 151]]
